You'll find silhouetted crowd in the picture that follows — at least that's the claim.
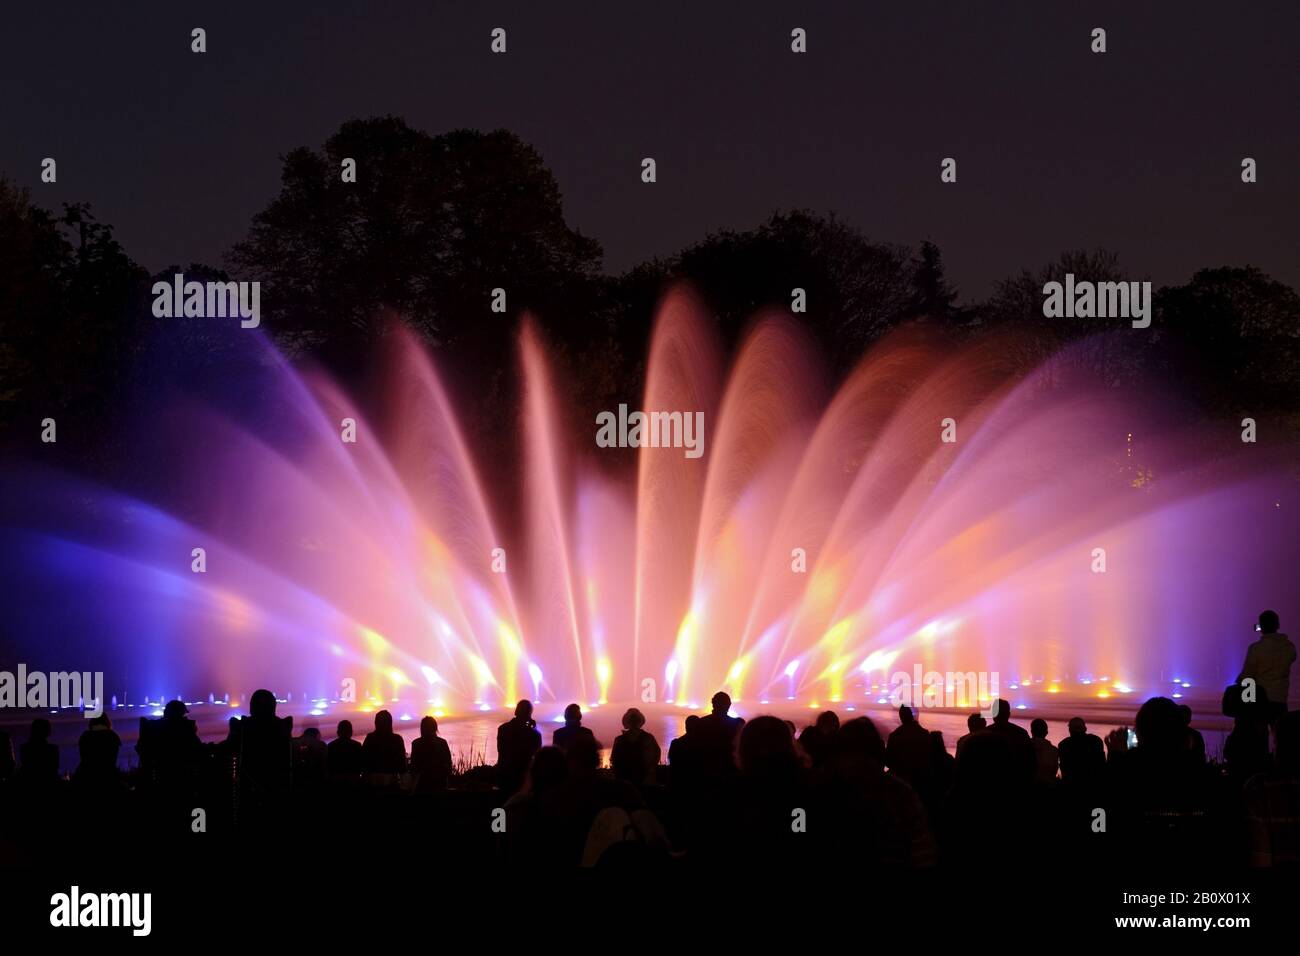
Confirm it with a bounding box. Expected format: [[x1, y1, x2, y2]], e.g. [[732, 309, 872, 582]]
[[0, 612, 1294, 867], [1, 685, 1298, 869]]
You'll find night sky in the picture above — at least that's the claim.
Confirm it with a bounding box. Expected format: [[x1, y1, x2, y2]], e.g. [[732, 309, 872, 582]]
[[4, 0, 1297, 300]]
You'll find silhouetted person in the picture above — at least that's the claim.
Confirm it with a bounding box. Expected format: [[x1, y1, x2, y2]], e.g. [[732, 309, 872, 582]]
[[553, 703, 596, 752], [923, 730, 955, 812], [1224, 701, 1272, 786], [1030, 718, 1058, 785], [536, 733, 645, 866], [74, 714, 121, 789], [611, 707, 660, 788], [238, 689, 294, 803], [1244, 710, 1300, 866], [137, 700, 202, 796], [955, 712, 986, 761], [668, 714, 704, 790], [496, 699, 542, 796], [1106, 696, 1221, 865], [944, 700, 1037, 859], [813, 716, 937, 867], [722, 716, 808, 864], [696, 691, 745, 776], [798, 711, 840, 768], [410, 716, 453, 793], [985, 699, 1035, 780], [327, 720, 363, 781], [885, 705, 929, 785], [1178, 704, 1206, 763], [18, 718, 59, 786], [1238, 610, 1295, 721], [292, 725, 328, 789], [0, 729, 14, 784], [361, 709, 407, 776], [503, 746, 569, 862], [1058, 717, 1105, 788]]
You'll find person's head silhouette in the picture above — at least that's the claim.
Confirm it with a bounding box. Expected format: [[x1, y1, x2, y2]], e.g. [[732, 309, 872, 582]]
[[249, 688, 276, 719], [1259, 609, 1280, 635], [815, 711, 840, 735], [1030, 718, 1048, 739], [967, 713, 986, 733], [302, 726, 321, 739], [898, 704, 915, 725], [1067, 716, 1087, 736], [711, 691, 731, 716], [528, 746, 568, 793], [420, 716, 438, 738], [833, 717, 886, 766], [336, 719, 353, 740], [1134, 696, 1184, 754], [684, 715, 701, 734], [374, 709, 393, 734], [622, 707, 645, 731], [514, 699, 534, 721], [30, 718, 52, 742], [563, 703, 582, 726], [163, 699, 188, 720], [992, 699, 1011, 724], [566, 733, 600, 775]]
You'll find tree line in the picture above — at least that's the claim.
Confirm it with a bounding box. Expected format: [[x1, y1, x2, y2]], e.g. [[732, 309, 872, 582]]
[[2, 116, 1297, 478]]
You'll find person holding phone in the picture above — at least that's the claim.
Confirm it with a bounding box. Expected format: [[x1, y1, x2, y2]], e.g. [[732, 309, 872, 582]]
[[1237, 609, 1296, 723]]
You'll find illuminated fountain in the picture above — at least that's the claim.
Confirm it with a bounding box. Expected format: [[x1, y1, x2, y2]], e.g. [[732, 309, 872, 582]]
[[1, 288, 1296, 717]]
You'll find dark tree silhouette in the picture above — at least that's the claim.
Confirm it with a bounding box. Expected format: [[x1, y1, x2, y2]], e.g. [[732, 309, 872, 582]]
[[0, 178, 146, 450], [614, 210, 914, 373], [906, 239, 963, 326], [1155, 266, 1300, 418], [227, 117, 603, 377]]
